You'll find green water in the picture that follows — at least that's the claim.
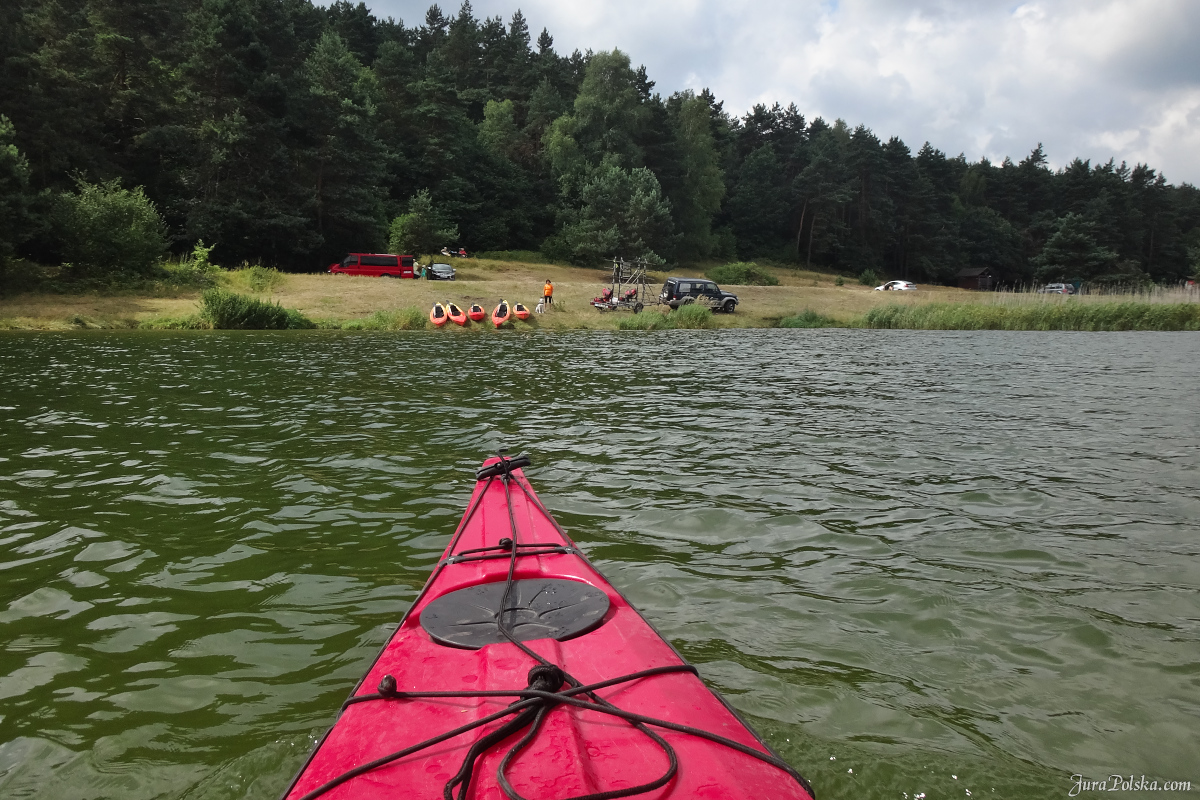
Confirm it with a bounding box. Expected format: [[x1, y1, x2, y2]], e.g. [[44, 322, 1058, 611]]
[[1, 330, 1197, 799]]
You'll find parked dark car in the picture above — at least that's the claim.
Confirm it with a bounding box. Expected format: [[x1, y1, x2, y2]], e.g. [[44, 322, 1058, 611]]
[[427, 262, 456, 281], [659, 277, 738, 312]]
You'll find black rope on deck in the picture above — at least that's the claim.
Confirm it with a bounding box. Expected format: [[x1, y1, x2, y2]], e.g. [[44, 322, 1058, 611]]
[[292, 453, 815, 800]]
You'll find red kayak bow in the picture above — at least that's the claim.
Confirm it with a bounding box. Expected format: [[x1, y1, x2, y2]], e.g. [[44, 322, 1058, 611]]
[[430, 302, 448, 327], [283, 454, 814, 800], [491, 300, 511, 328]]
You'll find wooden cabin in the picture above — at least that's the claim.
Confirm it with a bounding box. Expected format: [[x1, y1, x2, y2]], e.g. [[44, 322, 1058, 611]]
[[956, 266, 996, 291]]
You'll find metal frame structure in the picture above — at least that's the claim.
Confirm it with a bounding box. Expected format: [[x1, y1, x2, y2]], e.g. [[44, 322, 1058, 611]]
[[591, 257, 651, 313]]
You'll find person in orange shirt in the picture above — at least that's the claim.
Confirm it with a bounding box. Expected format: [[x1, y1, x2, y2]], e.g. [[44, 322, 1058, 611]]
[[543, 279, 554, 306]]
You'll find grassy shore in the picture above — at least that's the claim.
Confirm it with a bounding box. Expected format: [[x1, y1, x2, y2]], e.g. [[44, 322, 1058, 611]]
[[864, 300, 1200, 331], [1, 257, 1197, 331]]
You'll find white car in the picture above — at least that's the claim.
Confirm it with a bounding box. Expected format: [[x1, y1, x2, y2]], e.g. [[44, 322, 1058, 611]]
[[874, 280, 917, 291]]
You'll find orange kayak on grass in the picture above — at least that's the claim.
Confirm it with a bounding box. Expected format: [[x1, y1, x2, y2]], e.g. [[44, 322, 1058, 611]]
[[492, 300, 510, 328], [430, 303, 448, 327], [514, 302, 530, 321], [447, 302, 467, 326], [467, 304, 486, 322]]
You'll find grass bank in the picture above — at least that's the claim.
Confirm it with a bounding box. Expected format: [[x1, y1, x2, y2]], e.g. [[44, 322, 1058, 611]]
[[863, 301, 1200, 331], [0, 257, 879, 331], [2, 256, 1197, 332]]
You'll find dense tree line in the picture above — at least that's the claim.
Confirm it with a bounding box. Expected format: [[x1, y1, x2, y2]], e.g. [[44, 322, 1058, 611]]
[[2, 0, 1198, 285]]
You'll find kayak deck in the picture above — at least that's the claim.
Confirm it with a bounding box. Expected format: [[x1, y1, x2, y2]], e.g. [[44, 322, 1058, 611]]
[[284, 456, 813, 800]]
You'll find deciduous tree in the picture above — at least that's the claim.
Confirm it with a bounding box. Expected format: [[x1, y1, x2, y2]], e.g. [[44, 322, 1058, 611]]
[[0, 116, 39, 292], [551, 163, 674, 265], [389, 189, 458, 260]]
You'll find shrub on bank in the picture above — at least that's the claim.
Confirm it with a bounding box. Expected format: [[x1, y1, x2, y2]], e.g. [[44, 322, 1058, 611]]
[[200, 289, 314, 329], [864, 302, 1200, 331], [161, 262, 218, 290], [159, 242, 220, 290], [706, 262, 779, 286], [227, 265, 284, 293], [3, 250, 217, 296], [779, 309, 840, 328], [54, 178, 167, 277]]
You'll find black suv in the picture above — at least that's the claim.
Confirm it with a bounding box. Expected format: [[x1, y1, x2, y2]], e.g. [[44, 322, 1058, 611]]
[[659, 277, 739, 312]]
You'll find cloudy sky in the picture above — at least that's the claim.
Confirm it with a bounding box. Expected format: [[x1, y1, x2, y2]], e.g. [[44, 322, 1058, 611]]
[[352, 0, 1200, 184]]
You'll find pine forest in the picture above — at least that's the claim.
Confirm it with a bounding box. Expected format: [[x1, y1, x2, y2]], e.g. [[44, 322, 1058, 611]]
[[2, 0, 1199, 288]]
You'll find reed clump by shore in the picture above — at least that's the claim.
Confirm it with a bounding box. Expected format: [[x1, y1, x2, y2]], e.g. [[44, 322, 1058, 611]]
[[331, 308, 429, 331], [199, 289, 314, 329], [779, 309, 843, 328], [617, 304, 718, 330], [136, 288, 314, 330], [863, 301, 1200, 331]]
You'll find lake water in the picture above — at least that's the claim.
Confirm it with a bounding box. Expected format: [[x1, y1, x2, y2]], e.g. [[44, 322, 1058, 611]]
[[0, 329, 1197, 800]]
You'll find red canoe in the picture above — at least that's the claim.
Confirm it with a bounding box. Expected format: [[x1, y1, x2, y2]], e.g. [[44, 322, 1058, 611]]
[[491, 300, 511, 328], [283, 454, 814, 800], [447, 302, 468, 326], [513, 302, 530, 321], [467, 303, 486, 322], [430, 302, 448, 327]]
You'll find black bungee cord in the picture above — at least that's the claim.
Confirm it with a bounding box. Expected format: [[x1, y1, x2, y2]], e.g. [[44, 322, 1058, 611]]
[[293, 453, 814, 800]]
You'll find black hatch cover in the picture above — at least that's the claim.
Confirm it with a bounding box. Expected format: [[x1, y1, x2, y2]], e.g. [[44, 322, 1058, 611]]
[[420, 579, 610, 649]]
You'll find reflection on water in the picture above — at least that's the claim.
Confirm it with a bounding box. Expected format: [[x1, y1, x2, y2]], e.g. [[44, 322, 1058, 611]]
[[0, 329, 1197, 799]]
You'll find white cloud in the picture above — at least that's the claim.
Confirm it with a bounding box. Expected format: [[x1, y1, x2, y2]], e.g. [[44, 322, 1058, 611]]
[[354, 0, 1200, 183]]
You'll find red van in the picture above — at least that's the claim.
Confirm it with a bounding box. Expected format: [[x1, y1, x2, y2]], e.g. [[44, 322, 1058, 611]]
[[329, 253, 416, 278]]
